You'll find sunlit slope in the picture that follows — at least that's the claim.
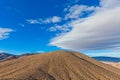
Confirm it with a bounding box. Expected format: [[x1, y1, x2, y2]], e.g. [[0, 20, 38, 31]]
[[0, 50, 120, 80]]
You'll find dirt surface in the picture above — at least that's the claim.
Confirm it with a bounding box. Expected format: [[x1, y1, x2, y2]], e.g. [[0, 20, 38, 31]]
[[0, 50, 120, 80], [103, 62, 120, 69]]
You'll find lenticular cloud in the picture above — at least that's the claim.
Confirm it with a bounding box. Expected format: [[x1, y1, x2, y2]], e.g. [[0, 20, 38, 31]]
[[49, 0, 120, 51]]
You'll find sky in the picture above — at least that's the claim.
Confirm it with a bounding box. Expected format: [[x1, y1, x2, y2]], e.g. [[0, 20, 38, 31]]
[[0, 0, 120, 57]]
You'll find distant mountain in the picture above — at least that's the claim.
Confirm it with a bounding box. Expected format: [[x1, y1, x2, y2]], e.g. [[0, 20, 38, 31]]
[[0, 50, 120, 80], [0, 53, 17, 61], [92, 56, 120, 62], [0, 53, 37, 61]]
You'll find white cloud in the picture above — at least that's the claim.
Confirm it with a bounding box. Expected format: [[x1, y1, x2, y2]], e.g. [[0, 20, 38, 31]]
[[49, 16, 62, 23], [49, 24, 72, 33], [100, 0, 120, 9], [0, 27, 13, 40], [27, 16, 62, 24], [27, 19, 41, 24], [49, 0, 120, 51], [43, 16, 62, 24], [65, 5, 96, 20]]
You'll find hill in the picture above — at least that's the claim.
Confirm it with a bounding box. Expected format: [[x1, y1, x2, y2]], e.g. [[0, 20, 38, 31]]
[[0, 50, 120, 80], [0, 53, 16, 61]]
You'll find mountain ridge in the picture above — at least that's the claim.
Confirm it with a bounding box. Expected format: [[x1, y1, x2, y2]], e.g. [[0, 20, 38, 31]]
[[92, 56, 120, 62], [0, 53, 16, 61]]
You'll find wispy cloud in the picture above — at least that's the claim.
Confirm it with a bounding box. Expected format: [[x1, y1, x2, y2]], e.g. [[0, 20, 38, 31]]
[[64, 5, 96, 20], [48, 24, 72, 32], [0, 27, 13, 40], [44, 16, 62, 23], [27, 19, 41, 24], [49, 0, 120, 51], [27, 16, 62, 24], [48, 4, 96, 33]]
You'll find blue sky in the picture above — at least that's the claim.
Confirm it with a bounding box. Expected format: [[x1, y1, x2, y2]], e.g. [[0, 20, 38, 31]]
[[0, 0, 120, 57]]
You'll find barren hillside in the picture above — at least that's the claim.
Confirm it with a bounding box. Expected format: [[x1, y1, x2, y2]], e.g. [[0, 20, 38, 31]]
[[104, 62, 120, 69], [0, 50, 120, 80]]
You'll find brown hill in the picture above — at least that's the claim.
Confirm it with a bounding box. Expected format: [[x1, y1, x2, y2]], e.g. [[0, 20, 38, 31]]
[[0, 50, 120, 80]]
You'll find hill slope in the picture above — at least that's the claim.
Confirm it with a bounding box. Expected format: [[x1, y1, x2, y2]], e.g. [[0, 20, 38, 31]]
[[0, 50, 120, 80]]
